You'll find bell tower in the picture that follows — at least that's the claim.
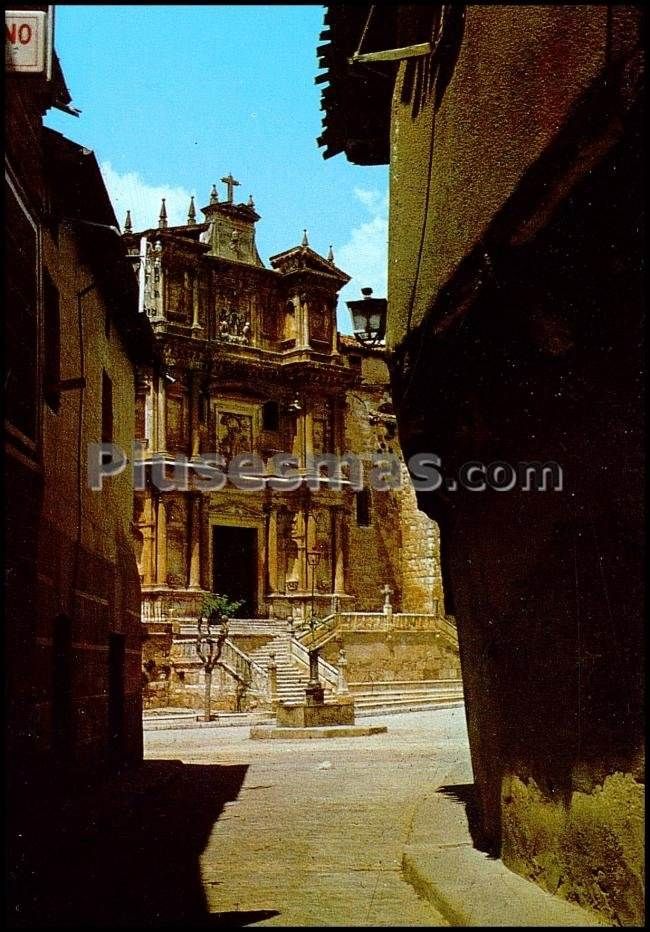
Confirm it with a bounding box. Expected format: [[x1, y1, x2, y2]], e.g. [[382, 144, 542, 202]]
[[270, 232, 350, 354], [200, 176, 263, 266]]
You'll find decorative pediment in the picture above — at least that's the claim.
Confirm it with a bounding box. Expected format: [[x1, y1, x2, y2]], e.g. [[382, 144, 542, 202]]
[[269, 244, 350, 285]]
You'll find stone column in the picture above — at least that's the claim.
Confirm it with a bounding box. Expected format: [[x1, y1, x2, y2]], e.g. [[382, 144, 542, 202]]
[[336, 647, 349, 695], [144, 374, 154, 451], [191, 274, 202, 331], [304, 403, 314, 464], [293, 509, 308, 591], [333, 508, 346, 594], [200, 499, 211, 591], [188, 494, 202, 589], [267, 651, 278, 703], [189, 370, 201, 460], [155, 495, 167, 586], [134, 369, 148, 443], [297, 293, 309, 349], [334, 398, 346, 457], [291, 408, 305, 465], [156, 373, 167, 454], [140, 494, 155, 586], [266, 505, 278, 594]]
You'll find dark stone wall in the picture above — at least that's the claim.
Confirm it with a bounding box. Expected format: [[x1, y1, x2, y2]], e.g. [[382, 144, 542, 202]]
[[389, 96, 644, 923]]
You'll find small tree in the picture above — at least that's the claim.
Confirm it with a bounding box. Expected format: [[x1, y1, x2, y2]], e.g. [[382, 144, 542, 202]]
[[195, 594, 244, 722], [201, 592, 244, 621]]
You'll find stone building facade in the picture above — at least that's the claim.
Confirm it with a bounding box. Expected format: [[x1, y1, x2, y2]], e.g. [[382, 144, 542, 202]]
[[318, 5, 644, 926], [6, 18, 153, 919], [124, 180, 446, 699]]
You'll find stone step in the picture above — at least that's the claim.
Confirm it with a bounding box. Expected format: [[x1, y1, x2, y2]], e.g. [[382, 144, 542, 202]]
[[353, 689, 463, 702], [349, 679, 462, 694], [355, 697, 464, 716]]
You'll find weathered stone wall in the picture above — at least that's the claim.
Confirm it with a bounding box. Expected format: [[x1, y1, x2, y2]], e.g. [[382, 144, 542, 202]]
[[322, 630, 460, 683], [342, 345, 444, 614], [501, 771, 644, 927], [385, 9, 644, 921], [396, 465, 444, 614], [36, 224, 144, 770]]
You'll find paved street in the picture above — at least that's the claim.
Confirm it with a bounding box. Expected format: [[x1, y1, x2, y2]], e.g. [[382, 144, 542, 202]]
[[145, 708, 472, 927]]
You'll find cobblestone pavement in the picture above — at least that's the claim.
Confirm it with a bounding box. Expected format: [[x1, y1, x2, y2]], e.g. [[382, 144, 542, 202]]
[[145, 708, 472, 927]]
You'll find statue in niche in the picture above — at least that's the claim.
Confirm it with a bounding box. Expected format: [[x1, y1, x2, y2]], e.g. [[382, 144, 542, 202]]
[[217, 412, 253, 461], [285, 538, 299, 591], [284, 510, 305, 591]]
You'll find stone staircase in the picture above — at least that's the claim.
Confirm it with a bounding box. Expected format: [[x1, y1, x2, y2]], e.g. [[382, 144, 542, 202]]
[[350, 679, 464, 716], [248, 633, 335, 705]]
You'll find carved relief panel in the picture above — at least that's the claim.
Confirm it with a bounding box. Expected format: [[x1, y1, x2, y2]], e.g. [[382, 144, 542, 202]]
[[166, 380, 188, 453], [165, 497, 187, 588], [215, 401, 259, 460], [309, 296, 333, 345], [168, 269, 193, 323]]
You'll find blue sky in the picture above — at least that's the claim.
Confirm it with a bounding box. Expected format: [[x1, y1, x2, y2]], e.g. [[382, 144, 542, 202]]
[[44, 4, 388, 328]]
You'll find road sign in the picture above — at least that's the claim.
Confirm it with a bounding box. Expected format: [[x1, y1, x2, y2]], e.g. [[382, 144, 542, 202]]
[[5, 10, 49, 74]]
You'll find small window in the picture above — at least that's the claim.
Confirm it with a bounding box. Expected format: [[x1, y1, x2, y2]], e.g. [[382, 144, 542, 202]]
[[43, 271, 61, 413], [356, 489, 372, 527], [262, 400, 280, 432]]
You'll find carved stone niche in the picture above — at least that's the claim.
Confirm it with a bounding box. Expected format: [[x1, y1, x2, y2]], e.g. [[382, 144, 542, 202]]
[[216, 307, 252, 345]]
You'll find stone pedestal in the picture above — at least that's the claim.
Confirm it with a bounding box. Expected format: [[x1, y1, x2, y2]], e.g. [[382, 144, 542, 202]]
[[276, 698, 355, 728], [305, 683, 325, 705]]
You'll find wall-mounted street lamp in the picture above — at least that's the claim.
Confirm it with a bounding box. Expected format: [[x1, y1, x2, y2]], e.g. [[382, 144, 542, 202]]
[[346, 287, 387, 347]]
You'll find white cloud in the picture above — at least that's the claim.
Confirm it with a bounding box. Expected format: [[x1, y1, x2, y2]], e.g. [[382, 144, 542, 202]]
[[100, 161, 196, 231], [336, 187, 388, 329]]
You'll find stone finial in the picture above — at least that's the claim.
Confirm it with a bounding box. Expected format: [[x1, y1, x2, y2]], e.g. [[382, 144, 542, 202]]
[[247, 193, 255, 208], [336, 647, 349, 695], [327, 244, 334, 262], [158, 198, 168, 229], [187, 196, 196, 225], [124, 210, 133, 234], [301, 229, 309, 247], [210, 184, 219, 205]]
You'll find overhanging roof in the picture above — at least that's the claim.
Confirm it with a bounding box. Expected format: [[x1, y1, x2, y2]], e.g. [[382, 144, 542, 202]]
[[316, 4, 394, 165], [43, 128, 155, 364]]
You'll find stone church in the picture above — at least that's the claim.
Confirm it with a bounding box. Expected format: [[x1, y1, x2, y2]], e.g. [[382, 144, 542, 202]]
[[123, 176, 448, 698]]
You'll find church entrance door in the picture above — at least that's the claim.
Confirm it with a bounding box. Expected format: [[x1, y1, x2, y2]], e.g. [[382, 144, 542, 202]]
[[212, 526, 258, 618]]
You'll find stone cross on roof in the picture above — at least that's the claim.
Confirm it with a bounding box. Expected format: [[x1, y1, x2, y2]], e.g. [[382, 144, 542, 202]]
[[221, 173, 240, 204]]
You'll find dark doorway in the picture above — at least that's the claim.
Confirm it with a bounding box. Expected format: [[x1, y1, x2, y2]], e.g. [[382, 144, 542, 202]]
[[108, 633, 125, 761], [212, 525, 258, 617]]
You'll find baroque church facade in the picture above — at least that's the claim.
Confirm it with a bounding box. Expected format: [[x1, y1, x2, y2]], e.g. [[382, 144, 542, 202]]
[[123, 176, 444, 693]]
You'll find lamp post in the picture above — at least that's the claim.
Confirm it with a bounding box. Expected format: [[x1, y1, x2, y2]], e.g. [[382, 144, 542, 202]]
[[346, 287, 387, 347], [196, 612, 229, 722], [305, 543, 325, 704], [306, 544, 322, 621]]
